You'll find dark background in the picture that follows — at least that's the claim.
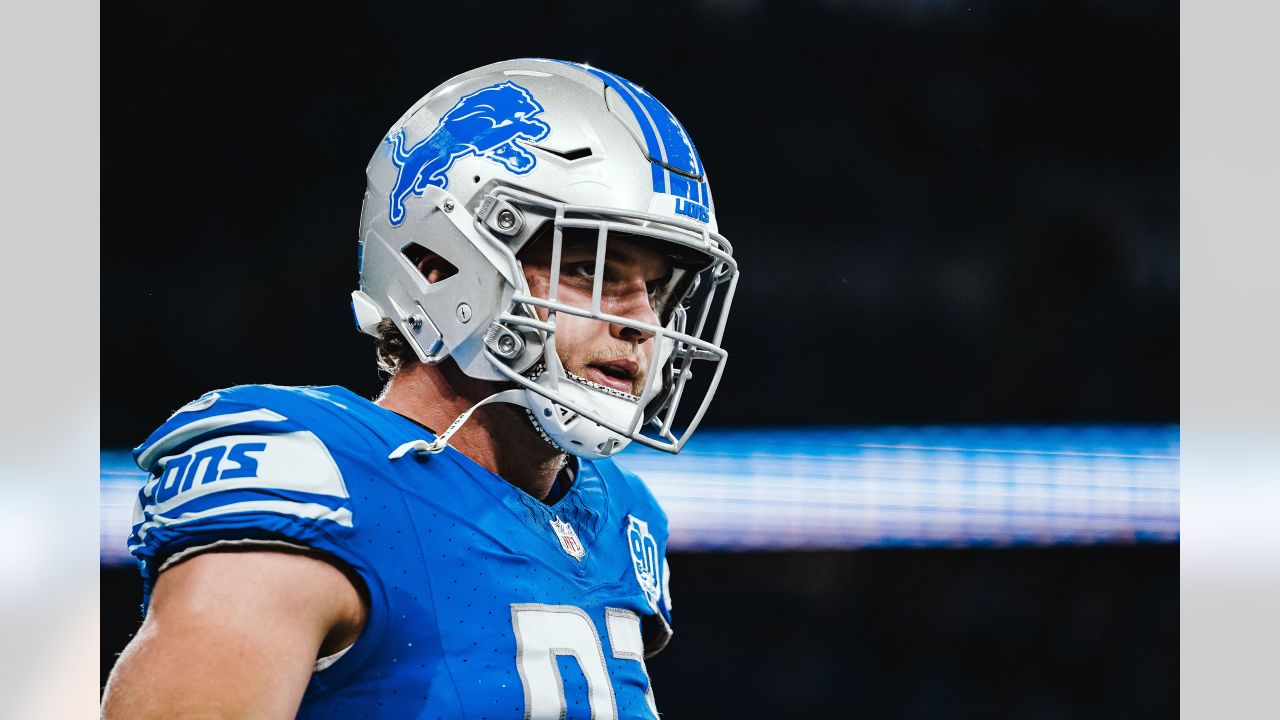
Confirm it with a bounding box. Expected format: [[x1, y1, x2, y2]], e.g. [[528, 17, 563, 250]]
[[102, 0, 1178, 716]]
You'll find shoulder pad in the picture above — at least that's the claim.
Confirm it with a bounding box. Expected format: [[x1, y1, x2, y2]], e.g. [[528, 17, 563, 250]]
[[128, 385, 356, 562], [595, 458, 669, 530], [133, 385, 356, 472]]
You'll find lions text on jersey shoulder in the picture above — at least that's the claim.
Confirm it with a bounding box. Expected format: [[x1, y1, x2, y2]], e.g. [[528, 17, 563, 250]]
[[130, 384, 673, 719]]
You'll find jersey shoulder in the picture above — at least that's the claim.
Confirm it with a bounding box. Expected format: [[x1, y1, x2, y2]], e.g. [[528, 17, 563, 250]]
[[589, 456, 675, 652], [133, 384, 381, 472], [128, 384, 385, 586], [590, 457, 669, 537]]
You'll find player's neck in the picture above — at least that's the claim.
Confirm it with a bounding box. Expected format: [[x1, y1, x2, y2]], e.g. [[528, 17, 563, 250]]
[[376, 362, 567, 501]]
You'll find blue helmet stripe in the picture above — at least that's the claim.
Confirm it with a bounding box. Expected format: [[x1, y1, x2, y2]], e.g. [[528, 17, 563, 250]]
[[667, 173, 697, 202], [610, 73, 702, 181], [556, 60, 711, 213], [596, 68, 711, 211], [560, 61, 666, 193], [586, 66, 669, 165]]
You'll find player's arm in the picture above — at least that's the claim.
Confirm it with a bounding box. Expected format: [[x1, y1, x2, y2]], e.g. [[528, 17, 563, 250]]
[[102, 548, 367, 720]]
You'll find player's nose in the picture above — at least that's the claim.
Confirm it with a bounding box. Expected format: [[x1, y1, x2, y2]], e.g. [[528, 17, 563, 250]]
[[608, 278, 658, 344]]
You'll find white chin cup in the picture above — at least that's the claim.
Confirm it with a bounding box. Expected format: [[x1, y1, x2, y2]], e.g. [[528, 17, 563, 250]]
[[522, 371, 639, 460]]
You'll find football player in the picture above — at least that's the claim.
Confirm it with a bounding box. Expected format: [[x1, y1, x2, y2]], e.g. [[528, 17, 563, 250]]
[[102, 58, 738, 719]]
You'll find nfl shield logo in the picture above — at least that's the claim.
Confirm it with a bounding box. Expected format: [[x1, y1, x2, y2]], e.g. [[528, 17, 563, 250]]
[[549, 516, 586, 561], [627, 515, 662, 613]]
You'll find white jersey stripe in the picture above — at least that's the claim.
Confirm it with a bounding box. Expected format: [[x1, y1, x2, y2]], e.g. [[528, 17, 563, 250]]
[[136, 408, 288, 470], [134, 500, 354, 543], [142, 431, 350, 513]]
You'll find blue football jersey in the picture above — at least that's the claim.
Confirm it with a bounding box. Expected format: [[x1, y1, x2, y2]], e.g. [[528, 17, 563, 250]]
[[130, 384, 674, 720]]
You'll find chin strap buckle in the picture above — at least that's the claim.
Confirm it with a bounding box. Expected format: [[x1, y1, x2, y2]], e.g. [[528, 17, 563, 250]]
[[388, 439, 434, 459]]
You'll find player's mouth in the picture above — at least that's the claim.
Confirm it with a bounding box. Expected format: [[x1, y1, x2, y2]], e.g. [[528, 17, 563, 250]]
[[585, 359, 639, 395]]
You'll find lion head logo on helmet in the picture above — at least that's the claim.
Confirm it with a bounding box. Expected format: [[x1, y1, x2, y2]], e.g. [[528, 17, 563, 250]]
[[385, 81, 551, 226]]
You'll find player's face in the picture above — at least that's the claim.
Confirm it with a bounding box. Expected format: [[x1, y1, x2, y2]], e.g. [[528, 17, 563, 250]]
[[520, 233, 672, 397]]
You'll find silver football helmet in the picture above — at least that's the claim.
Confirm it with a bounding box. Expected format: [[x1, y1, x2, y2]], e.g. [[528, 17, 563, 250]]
[[352, 58, 738, 459]]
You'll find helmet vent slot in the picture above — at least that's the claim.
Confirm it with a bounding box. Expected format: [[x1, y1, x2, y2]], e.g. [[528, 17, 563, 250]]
[[648, 156, 703, 181], [532, 144, 593, 161]]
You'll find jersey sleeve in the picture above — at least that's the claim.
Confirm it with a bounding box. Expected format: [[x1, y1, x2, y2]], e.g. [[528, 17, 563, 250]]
[[128, 385, 370, 607]]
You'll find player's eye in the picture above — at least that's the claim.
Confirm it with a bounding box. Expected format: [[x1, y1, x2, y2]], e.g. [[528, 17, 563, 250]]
[[566, 262, 597, 279], [646, 268, 674, 297]]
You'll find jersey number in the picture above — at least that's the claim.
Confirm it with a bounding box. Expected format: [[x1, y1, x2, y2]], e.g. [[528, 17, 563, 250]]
[[510, 604, 658, 720]]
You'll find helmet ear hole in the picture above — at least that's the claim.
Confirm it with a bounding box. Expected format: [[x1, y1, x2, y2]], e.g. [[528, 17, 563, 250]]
[[402, 242, 459, 284]]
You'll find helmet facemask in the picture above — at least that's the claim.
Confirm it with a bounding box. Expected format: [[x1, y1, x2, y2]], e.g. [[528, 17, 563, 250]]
[[475, 187, 738, 458]]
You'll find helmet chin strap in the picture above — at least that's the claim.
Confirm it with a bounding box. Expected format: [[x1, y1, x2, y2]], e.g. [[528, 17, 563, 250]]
[[389, 329, 650, 461], [386, 354, 578, 461], [388, 388, 528, 459]]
